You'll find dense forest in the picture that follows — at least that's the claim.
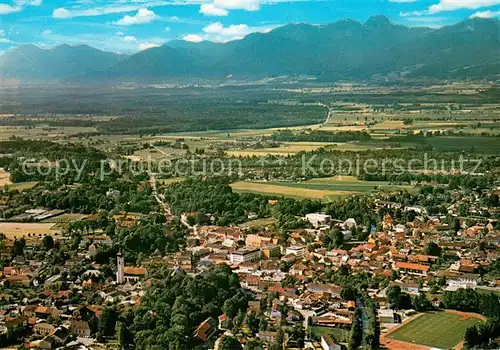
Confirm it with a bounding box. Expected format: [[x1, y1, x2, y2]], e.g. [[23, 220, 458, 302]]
[[270, 130, 371, 143], [122, 265, 251, 349]]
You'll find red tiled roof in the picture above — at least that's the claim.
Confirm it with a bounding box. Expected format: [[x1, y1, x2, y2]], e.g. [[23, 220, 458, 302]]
[[395, 262, 430, 272]]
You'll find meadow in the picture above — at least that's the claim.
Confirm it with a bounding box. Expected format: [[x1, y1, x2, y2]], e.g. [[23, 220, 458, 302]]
[[280, 176, 413, 194], [0, 222, 62, 239], [0, 168, 11, 187], [230, 176, 407, 201], [386, 312, 484, 349], [310, 326, 350, 342], [230, 181, 352, 200]]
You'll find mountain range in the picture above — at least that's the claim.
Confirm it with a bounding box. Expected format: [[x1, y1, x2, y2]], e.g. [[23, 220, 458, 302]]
[[1, 16, 499, 83]]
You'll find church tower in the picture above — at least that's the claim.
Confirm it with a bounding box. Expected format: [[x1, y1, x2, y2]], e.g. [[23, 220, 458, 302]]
[[116, 252, 125, 284]]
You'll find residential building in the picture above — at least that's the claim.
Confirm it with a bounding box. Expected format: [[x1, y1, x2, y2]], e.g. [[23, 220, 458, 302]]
[[229, 248, 261, 264]]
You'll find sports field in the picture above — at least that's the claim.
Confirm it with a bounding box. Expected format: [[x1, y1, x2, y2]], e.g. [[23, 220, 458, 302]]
[[386, 312, 484, 349]]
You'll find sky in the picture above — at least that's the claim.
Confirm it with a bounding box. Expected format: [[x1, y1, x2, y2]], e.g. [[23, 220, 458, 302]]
[[0, 0, 499, 54]]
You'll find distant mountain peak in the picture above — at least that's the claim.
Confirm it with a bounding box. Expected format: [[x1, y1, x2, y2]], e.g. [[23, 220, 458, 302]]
[[365, 15, 393, 28], [2, 16, 498, 82]]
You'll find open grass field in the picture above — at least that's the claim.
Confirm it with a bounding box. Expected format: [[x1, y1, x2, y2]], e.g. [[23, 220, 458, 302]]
[[386, 312, 484, 349], [157, 177, 185, 186], [231, 177, 412, 200], [281, 177, 414, 195], [231, 181, 352, 200], [424, 136, 500, 155], [242, 217, 277, 228], [0, 168, 11, 187], [0, 222, 62, 239], [310, 326, 349, 342], [0, 125, 98, 141], [4, 182, 39, 191], [41, 213, 88, 223], [226, 142, 333, 157]]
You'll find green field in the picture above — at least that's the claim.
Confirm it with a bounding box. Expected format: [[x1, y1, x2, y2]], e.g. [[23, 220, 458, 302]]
[[231, 177, 412, 201], [423, 136, 500, 155], [387, 312, 484, 349], [310, 326, 349, 342], [279, 177, 413, 194], [41, 213, 88, 223]]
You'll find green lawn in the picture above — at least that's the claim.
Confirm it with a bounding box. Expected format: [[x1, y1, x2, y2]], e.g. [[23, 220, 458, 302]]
[[387, 312, 484, 349], [310, 326, 350, 342]]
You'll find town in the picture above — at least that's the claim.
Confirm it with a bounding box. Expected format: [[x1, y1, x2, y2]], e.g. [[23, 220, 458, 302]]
[[0, 156, 499, 349]]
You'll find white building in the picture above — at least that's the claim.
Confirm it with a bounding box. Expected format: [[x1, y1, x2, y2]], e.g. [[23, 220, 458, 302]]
[[229, 248, 261, 264], [286, 245, 305, 258], [343, 218, 357, 229], [305, 213, 331, 228]]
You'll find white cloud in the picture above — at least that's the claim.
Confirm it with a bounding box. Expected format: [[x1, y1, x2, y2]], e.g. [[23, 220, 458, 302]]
[[53, 8, 72, 18], [183, 34, 204, 42], [52, 1, 166, 19], [139, 42, 161, 51], [213, 0, 260, 11], [200, 3, 228, 16], [428, 0, 500, 14], [0, 0, 41, 15], [400, 10, 423, 17], [199, 22, 275, 42], [15, 0, 42, 5], [165, 26, 171, 32], [42, 29, 53, 36], [0, 4, 22, 15], [114, 8, 158, 26], [182, 22, 276, 43], [203, 22, 252, 38], [0, 29, 12, 44], [123, 35, 137, 42], [470, 10, 500, 18], [50, 0, 313, 19], [116, 31, 125, 36]]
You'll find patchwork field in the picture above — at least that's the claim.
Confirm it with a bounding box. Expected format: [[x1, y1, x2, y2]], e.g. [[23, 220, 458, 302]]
[[0, 222, 62, 239], [226, 142, 333, 157], [0, 125, 98, 141], [386, 312, 484, 350]]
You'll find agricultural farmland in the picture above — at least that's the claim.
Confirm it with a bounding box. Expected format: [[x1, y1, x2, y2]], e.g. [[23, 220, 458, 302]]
[[0, 168, 11, 187], [231, 176, 413, 201], [0, 222, 62, 239], [231, 181, 353, 200]]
